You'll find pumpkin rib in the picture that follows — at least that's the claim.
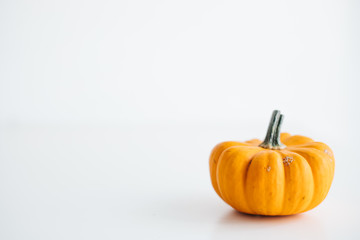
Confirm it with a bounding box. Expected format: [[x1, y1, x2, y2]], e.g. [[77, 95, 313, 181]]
[[244, 150, 285, 215], [242, 151, 257, 214], [288, 142, 335, 161], [280, 132, 292, 142], [282, 135, 314, 146], [298, 146, 335, 183], [286, 147, 334, 211], [209, 141, 248, 199], [284, 148, 316, 211], [236, 148, 266, 214], [210, 140, 264, 200], [245, 139, 262, 146], [216, 146, 262, 214], [215, 146, 241, 209], [279, 150, 315, 215]]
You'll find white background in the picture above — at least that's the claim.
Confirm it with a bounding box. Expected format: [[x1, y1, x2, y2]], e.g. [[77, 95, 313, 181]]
[[1, 0, 359, 239]]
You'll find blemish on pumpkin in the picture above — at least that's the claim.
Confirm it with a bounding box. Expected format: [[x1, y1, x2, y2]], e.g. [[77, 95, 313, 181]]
[[283, 156, 294, 166], [324, 149, 333, 160], [302, 196, 305, 200], [266, 166, 271, 172]]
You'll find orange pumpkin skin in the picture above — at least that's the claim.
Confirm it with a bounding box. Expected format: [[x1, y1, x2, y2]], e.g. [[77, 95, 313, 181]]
[[210, 128, 335, 216]]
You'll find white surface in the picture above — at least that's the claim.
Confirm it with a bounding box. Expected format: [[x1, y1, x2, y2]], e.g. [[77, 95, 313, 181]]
[[1, 0, 360, 239], [0, 125, 359, 240]]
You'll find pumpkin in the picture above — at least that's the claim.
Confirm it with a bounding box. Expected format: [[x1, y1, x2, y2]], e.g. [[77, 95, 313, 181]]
[[209, 110, 335, 216]]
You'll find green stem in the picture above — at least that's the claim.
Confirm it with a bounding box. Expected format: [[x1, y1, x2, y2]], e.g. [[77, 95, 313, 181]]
[[259, 110, 285, 150]]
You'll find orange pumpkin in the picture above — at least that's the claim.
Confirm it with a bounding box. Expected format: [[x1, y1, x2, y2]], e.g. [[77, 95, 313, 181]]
[[209, 110, 335, 216]]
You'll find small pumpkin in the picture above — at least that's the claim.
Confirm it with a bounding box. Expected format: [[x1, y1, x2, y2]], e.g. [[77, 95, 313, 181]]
[[209, 110, 335, 216]]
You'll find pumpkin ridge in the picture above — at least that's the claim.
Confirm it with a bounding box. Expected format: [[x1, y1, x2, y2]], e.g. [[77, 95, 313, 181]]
[[244, 150, 283, 215], [216, 147, 244, 203], [280, 132, 292, 143], [280, 150, 315, 214], [209, 141, 247, 199], [239, 149, 267, 214], [285, 148, 317, 212], [216, 146, 262, 213], [288, 142, 334, 161], [242, 151, 257, 214], [282, 135, 314, 146], [286, 147, 334, 211]]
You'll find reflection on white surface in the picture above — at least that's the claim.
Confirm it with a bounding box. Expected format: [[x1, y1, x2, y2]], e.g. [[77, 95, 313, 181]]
[[213, 210, 324, 240]]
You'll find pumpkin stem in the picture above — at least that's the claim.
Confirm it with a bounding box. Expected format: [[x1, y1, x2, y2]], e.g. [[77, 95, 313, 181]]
[[259, 110, 285, 150], [272, 114, 285, 149]]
